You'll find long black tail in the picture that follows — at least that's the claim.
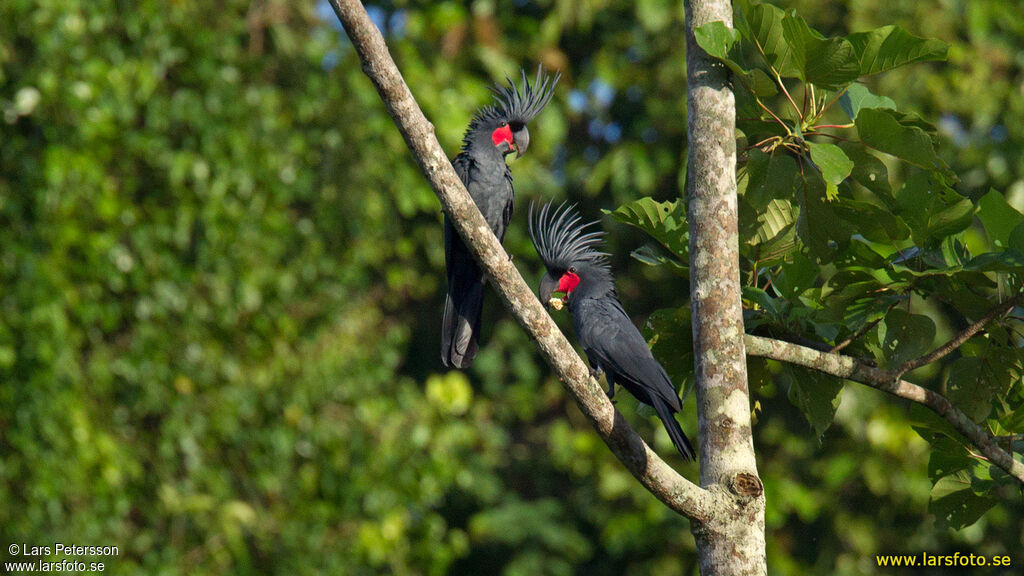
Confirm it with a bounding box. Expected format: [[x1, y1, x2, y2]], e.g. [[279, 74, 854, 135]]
[[651, 396, 696, 461], [441, 277, 484, 369]]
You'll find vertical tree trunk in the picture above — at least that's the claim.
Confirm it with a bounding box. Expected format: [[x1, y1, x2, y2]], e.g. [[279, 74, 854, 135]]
[[683, 0, 767, 574]]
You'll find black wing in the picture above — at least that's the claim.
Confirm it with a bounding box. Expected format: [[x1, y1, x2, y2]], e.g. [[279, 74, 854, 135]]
[[580, 297, 682, 412]]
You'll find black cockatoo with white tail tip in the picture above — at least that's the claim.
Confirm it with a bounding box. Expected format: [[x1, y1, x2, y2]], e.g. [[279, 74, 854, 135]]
[[441, 67, 560, 369], [529, 202, 696, 461]]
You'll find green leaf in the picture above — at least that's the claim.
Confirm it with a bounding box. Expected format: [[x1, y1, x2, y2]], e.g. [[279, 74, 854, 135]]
[[964, 250, 1024, 272], [751, 200, 795, 244], [1009, 222, 1024, 254], [846, 25, 948, 76], [781, 15, 860, 89], [604, 198, 688, 261], [631, 244, 689, 276], [784, 364, 844, 437], [946, 357, 991, 422], [772, 252, 818, 300], [928, 197, 976, 240], [694, 21, 778, 98], [880, 308, 935, 367], [832, 198, 910, 243], [747, 199, 799, 264], [947, 343, 1023, 422], [976, 189, 1024, 248], [807, 141, 854, 198], [644, 307, 695, 402], [856, 108, 952, 181], [926, 436, 974, 480], [744, 149, 799, 209], [838, 83, 897, 121], [928, 471, 997, 530], [736, 0, 799, 77], [795, 169, 844, 258], [895, 171, 974, 246], [840, 143, 893, 201]]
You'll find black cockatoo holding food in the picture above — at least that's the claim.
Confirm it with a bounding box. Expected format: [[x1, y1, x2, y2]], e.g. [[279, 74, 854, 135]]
[[529, 202, 696, 461], [441, 67, 560, 369]]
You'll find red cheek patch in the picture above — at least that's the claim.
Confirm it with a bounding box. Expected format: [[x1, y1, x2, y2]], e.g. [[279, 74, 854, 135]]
[[557, 272, 580, 294], [491, 124, 514, 147]]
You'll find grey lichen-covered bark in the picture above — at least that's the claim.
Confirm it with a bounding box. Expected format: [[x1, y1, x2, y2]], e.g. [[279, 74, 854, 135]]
[[328, 0, 718, 522], [684, 0, 767, 574]]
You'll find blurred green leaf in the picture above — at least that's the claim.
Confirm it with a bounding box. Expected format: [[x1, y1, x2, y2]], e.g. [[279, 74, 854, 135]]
[[881, 308, 936, 367], [838, 83, 897, 121], [782, 15, 860, 89], [846, 25, 948, 76], [603, 197, 688, 262], [807, 141, 854, 198]]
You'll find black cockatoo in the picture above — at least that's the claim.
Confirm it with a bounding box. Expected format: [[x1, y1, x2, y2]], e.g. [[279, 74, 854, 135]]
[[441, 68, 560, 369], [529, 202, 696, 461]]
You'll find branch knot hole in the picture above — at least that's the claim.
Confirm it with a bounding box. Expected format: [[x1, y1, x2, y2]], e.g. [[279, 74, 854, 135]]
[[729, 472, 764, 502]]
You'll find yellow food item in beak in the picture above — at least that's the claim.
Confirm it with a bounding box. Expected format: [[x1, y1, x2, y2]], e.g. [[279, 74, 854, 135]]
[[548, 298, 564, 311]]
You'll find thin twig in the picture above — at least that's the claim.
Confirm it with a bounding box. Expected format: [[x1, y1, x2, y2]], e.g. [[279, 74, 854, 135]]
[[896, 293, 1024, 377], [774, 72, 802, 120]]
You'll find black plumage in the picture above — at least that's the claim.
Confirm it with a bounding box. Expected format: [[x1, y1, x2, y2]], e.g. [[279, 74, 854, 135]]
[[529, 202, 696, 461], [441, 67, 560, 368]]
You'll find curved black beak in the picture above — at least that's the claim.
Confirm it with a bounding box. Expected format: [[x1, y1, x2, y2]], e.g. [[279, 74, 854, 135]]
[[539, 272, 558, 309], [513, 127, 530, 158]]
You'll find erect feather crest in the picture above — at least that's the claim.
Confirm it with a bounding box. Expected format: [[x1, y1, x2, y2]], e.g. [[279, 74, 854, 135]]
[[463, 66, 560, 146], [528, 201, 610, 274]]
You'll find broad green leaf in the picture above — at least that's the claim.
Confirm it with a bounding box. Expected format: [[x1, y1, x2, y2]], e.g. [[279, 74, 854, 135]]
[[751, 199, 795, 245], [976, 189, 1024, 248], [806, 141, 853, 198], [856, 108, 952, 181], [784, 364, 844, 437], [946, 357, 991, 422], [1009, 222, 1024, 254], [694, 21, 777, 97], [895, 171, 974, 246], [644, 307, 695, 402], [604, 198, 688, 261], [947, 342, 1022, 422], [781, 15, 860, 89], [840, 143, 893, 202], [745, 149, 799, 209], [736, 0, 799, 77], [928, 471, 997, 530], [832, 198, 910, 243], [846, 25, 948, 76], [838, 83, 897, 121], [926, 435, 974, 481], [743, 286, 783, 319], [928, 197, 976, 240], [631, 244, 688, 276], [836, 291, 903, 335], [880, 308, 935, 367], [747, 198, 799, 265], [795, 169, 844, 258], [965, 250, 1024, 272], [772, 251, 818, 300]]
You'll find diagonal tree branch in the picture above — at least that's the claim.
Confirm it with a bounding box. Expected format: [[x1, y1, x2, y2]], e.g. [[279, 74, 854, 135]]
[[895, 293, 1024, 378], [329, 0, 715, 521], [744, 334, 1024, 485]]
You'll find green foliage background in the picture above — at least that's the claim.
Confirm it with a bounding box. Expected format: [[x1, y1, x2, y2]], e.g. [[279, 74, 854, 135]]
[[0, 0, 1021, 574]]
